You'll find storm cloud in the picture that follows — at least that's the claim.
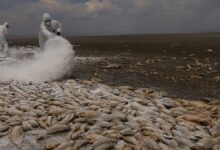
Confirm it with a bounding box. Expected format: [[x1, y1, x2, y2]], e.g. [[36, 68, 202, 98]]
[[0, 0, 219, 36]]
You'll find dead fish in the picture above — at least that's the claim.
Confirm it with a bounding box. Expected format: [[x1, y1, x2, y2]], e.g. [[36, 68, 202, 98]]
[[76, 111, 98, 118], [10, 126, 23, 146], [54, 143, 74, 150], [38, 120, 48, 129], [19, 105, 31, 112], [44, 141, 60, 150], [0, 124, 9, 132], [123, 136, 138, 145], [120, 128, 136, 136], [96, 121, 113, 129], [0, 131, 8, 137], [6, 116, 23, 126], [28, 119, 38, 128], [0, 115, 9, 121], [49, 107, 65, 116], [36, 132, 48, 141], [115, 140, 126, 150], [22, 121, 32, 131], [74, 140, 90, 150], [47, 125, 70, 135], [108, 133, 123, 139], [95, 143, 115, 150], [0, 100, 9, 106], [33, 109, 45, 117], [6, 108, 24, 116], [58, 114, 74, 125], [85, 133, 104, 142], [46, 116, 53, 126], [67, 131, 82, 140], [91, 138, 116, 149]]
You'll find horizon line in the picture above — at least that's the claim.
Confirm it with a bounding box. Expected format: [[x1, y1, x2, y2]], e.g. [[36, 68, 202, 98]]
[[8, 32, 220, 39]]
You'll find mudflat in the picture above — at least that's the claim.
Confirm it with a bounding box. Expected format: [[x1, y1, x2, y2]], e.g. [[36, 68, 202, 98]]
[[10, 34, 220, 100]]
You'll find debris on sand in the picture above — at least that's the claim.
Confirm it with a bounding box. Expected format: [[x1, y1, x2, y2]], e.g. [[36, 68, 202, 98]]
[[213, 76, 220, 82], [101, 64, 121, 69], [207, 49, 214, 53]]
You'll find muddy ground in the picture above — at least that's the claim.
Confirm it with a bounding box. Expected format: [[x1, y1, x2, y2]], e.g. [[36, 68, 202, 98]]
[[9, 34, 220, 100]]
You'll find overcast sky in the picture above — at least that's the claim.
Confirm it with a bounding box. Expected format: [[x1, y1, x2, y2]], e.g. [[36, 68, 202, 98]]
[[0, 0, 220, 36]]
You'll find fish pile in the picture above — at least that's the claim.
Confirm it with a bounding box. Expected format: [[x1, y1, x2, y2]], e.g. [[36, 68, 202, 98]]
[[0, 79, 219, 150]]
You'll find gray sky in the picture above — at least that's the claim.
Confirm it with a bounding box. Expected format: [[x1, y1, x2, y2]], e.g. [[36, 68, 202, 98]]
[[0, 0, 220, 36]]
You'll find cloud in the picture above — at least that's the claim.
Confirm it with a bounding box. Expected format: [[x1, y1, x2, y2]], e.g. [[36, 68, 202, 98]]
[[0, 0, 219, 36], [85, 0, 113, 13]]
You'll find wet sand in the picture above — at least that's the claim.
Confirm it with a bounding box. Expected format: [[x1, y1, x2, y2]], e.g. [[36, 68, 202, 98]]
[[10, 34, 220, 100]]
